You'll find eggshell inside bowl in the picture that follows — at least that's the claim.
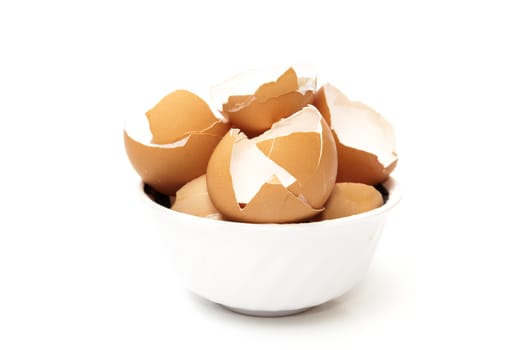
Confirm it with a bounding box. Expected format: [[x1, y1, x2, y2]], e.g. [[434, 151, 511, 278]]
[[123, 89, 230, 195], [211, 65, 316, 137], [206, 106, 337, 224], [314, 84, 397, 185], [124, 120, 229, 195], [138, 177, 401, 316]]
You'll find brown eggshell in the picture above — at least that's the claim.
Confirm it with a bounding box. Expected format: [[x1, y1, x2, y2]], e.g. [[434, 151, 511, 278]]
[[255, 106, 337, 208], [206, 129, 321, 223], [216, 67, 315, 136], [124, 120, 229, 195], [146, 90, 221, 144], [314, 84, 397, 185], [171, 175, 223, 220], [321, 183, 383, 220], [335, 139, 398, 185], [312, 84, 332, 126]]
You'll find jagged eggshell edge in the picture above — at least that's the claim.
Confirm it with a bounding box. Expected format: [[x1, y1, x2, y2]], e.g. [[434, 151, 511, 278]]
[[206, 129, 321, 223], [124, 121, 230, 195]]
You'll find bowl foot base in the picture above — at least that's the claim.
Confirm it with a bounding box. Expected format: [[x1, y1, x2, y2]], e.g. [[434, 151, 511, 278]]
[[220, 304, 314, 317]]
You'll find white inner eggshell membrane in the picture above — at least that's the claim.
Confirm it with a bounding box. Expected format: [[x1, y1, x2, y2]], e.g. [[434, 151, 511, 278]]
[[230, 139, 296, 205], [124, 112, 190, 148], [211, 64, 317, 109], [229, 105, 324, 205], [324, 84, 397, 167]]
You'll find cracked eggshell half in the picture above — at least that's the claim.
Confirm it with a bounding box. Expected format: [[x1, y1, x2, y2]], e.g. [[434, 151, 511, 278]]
[[211, 65, 316, 136], [314, 84, 397, 185], [206, 105, 337, 224], [321, 183, 383, 220], [171, 175, 223, 220], [124, 90, 230, 195], [253, 105, 337, 209]]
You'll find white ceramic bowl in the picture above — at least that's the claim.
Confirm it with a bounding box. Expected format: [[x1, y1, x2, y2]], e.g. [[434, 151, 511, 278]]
[[139, 178, 401, 316]]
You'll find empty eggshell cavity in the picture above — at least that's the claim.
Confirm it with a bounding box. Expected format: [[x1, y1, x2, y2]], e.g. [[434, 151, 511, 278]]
[[253, 105, 337, 208], [124, 121, 229, 195], [124, 113, 190, 148], [316, 84, 396, 167], [314, 84, 398, 185], [211, 65, 317, 136], [207, 129, 323, 223], [206, 105, 337, 223], [123, 93, 230, 195], [146, 90, 222, 144], [230, 105, 333, 207], [211, 65, 316, 108], [230, 136, 296, 205]]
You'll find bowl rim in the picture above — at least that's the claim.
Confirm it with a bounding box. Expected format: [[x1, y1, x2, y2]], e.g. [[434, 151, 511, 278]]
[[139, 177, 402, 229]]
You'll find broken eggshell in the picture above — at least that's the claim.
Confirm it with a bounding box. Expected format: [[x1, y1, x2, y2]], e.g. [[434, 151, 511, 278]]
[[254, 106, 337, 209], [124, 90, 230, 195], [146, 89, 224, 145], [211, 65, 316, 136], [171, 174, 223, 220], [314, 84, 397, 185], [206, 105, 337, 224], [321, 182, 384, 220]]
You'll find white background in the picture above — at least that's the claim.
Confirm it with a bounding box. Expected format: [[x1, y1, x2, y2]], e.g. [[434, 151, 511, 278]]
[[1, 0, 526, 349]]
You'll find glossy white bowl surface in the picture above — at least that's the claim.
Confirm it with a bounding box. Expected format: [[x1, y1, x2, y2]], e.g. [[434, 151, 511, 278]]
[[140, 178, 401, 316]]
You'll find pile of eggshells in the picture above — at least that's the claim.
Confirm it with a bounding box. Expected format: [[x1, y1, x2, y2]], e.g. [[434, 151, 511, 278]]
[[124, 65, 397, 223]]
